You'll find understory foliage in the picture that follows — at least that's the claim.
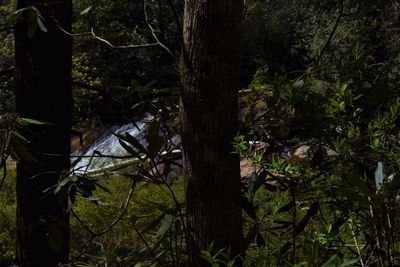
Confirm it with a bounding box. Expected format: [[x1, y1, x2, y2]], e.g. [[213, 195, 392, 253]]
[[234, 20, 400, 267], [2, 0, 400, 266]]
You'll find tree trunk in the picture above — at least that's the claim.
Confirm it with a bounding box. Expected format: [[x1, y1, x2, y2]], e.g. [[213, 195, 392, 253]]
[[14, 0, 72, 266], [181, 1, 244, 266]]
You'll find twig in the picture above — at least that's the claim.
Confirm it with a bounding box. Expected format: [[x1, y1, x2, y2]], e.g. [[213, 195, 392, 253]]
[[349, 222, 365, 267], [71, 180, 136, 261], [315, 0, 344, 65], [368, 194, 385, 267], [52, 16, 161, 49], [0, 164, 7, 192], [143, 0, 178, 63], [132, 222, 156, 257], [291, 180, 297, 263], [90, 27, 160, 49], [247, 101, 280, 128], [148, 156, 189, 259], [54, 1, 178, 59]]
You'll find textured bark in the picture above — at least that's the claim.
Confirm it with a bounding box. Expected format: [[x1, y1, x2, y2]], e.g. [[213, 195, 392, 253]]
[[14, 0, 72, 266], [181, 1, 244, 266]]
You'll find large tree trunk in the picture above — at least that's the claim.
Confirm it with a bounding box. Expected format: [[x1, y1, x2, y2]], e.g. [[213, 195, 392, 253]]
[[14, 0, 72, 266], [181, 1, 244, 266]]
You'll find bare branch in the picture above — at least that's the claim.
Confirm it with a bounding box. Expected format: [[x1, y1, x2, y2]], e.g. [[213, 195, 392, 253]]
[[143, 0, 178, 63], [315, 0, 344, 65], [53, 11, 176, 56], [71, 180, 137, 261], [0, 164, 7, 193], [90, 27, 160, 49], [52, 16, 160, 49]]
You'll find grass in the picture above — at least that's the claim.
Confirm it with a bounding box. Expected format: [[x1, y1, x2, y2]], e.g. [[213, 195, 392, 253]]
[[0, 165, 185, 266], [70, 174, 185, 266]]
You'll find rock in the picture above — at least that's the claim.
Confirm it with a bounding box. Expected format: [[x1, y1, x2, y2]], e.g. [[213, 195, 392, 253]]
[[293, 145, 311, 159], [240, 158, 260, 177]]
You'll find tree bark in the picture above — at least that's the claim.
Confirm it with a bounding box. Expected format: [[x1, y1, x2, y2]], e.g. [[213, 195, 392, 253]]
[[181, 1, 244, 266], [14, 0, 72, 266]]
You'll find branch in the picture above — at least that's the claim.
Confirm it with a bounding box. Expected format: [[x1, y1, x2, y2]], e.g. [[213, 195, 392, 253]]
[[0, 164, 6, 193], [71, 180, 137, 261], [51, 16, 161, 49], [90, 27, 160, 49], [53, 12, 176, 57], [315, 0, 344, 65], [143, 0, 178, 63]]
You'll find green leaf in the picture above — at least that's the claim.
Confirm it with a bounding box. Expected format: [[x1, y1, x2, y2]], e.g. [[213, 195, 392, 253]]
[[6, 6, 35, 26], [321, 255, 341, 267], [27, 16, 38, 38], [54, 182, 62, 194], [276, 201, 294, 213], [292, 79, 304, 89], [249, 171, 266, 194], [37, 16, 47, 32], [294, 202, 319, 236], [245, 224, 258, 247], [256, 233, 266, 247], [19, 117, 52, 125], [94, 182, 112, 194], [340, 258, 360, 267], [384, 173, 400, 196], [347, 174, 372, 196], [118, 139, 140, 158], [273, 220, 292, 226], [140, 213, 165, 234], [157, 214, 175, 240], [337, 83, 348, 97], [9, 131, 37, 164], [115, 132, 147, 155], [137, 200, 170, 212], [80, 6, 92, 15], [340, 188, 369, 205], [59, 177, 71, 187], [242, 196, 257, 220]]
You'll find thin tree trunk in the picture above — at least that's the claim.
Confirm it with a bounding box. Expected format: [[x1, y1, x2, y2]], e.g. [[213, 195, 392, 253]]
[[14, 0, 72, 266], [181, 1, 244, 266]]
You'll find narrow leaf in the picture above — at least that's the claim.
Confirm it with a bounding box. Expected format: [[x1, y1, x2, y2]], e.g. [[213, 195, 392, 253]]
[[80, 6, 92, 15], [294, 202, 319, 236], [321, 255, 341, 267], [37, 16, 47, 32], [158, 214, 175, 239]]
